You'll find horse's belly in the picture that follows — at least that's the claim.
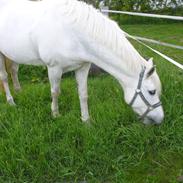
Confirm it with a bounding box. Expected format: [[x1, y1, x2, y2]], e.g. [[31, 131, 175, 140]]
[[0, 45, 43, 66], [0, 30, 43, 65], [12, 57, 44, 66], [62, 63, 83, 73]]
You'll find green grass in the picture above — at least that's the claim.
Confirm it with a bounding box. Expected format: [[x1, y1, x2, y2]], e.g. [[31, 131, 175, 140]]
[[122, 23, 183, 46], [0, 23, 183, 182]]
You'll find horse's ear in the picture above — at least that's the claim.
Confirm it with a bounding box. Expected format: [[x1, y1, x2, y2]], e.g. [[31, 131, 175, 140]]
[[148, 57, 154, 66], [147, 65, 156, 78]]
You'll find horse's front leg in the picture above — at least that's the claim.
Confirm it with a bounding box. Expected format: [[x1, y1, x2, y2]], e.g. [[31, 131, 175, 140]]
[[75, 63, 91, 122], [47, 66, 62, 117], [0, 53, 15, 105]]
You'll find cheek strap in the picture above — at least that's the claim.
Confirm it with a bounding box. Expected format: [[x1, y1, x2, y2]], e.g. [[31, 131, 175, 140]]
[[129, 66, 162, 119]]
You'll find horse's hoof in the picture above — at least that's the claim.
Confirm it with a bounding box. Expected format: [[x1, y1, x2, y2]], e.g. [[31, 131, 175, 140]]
[[7, 98, 16, 106], [82, 117, 90, 124], [52, 112, 60, 118], [14, 87, 22, 92]]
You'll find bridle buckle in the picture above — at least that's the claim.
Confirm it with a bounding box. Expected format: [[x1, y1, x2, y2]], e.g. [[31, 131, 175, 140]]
[[136, 89, 141, 93], [148, 106, 154, 111]]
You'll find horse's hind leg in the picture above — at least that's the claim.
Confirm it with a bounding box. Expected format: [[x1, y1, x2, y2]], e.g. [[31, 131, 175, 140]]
[[9, 61, 21, 92], [47, 66, 62, 117], [75, 63, 91, 122], [0, 53, 15, 105]]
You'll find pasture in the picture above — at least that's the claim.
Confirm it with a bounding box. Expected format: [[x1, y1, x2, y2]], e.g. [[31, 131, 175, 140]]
[[0, 23, 183, 183]]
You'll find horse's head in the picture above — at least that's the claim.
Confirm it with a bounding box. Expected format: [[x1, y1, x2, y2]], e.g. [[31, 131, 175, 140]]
[[124, 58, 164, 125]]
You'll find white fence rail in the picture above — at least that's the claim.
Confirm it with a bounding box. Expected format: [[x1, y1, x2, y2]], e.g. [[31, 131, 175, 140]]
[[132, 36, 183, 50], [101, 9, 183, 21], [100, 8, 183, 70], [125, 33, 183, 70]]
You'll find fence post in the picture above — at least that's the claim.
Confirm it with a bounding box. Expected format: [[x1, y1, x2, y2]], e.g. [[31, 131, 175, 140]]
[[99, 1, 109, 17]]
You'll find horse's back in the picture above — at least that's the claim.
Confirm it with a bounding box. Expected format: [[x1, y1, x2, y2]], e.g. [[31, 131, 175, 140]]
[[0, 0, 93, 68]]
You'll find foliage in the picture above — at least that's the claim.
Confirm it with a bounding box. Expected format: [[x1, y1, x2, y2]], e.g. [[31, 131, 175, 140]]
[[81, 0, 183, 16], [0, 23, 183, 182], [80, 0, 183, 24], [107, 0, 183, 12]]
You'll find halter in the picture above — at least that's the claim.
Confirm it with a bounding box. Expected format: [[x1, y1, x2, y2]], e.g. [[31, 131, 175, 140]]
[[129, 66, 162, 119]]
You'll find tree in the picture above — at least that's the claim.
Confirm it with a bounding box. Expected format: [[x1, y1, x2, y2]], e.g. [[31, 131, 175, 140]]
[[80, 0, 183, 14], [103, 0, 183, 12]]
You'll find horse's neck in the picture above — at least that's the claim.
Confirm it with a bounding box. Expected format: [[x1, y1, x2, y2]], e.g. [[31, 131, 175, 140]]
[[90, 37, 146, 88], [120, 36, 146, 72]]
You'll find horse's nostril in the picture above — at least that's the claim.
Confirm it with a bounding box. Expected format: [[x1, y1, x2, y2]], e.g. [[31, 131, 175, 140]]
[[146, 116, 163, 125], [143, 117, 154, 125]]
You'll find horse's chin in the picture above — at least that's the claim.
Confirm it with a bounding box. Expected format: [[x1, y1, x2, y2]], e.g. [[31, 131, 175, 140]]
[[143, 113, 164, 125]]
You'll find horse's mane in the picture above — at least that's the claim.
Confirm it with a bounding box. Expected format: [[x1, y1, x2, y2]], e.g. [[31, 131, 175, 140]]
[[48, 0, 150, 71], [43, 0, 160, 91]]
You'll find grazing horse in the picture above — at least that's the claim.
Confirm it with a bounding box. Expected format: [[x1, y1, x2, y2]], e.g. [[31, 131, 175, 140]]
[[0, 0, 164, 124]]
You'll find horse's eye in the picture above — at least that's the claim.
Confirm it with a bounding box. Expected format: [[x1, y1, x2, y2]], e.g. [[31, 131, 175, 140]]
[[148, 90, 156, 95]]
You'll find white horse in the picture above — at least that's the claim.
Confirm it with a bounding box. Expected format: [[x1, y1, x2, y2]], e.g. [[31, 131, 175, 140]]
[[0, 0, 164, 124]]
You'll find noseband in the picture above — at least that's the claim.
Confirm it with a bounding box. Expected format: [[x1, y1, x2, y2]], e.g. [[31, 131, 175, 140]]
[[129, 66, 162, 119]]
